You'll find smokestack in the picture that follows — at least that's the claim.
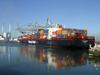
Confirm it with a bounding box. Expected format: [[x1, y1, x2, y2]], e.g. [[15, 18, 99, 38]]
[[9, 22, 11, 33], [2, 23, 4, 36]]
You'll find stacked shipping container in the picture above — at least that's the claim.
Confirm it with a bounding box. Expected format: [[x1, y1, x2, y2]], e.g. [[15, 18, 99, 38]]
[[35, 33, 40, 38], [22, 35, 27, 39], [22, 27, 87, 39], [62, 28, 87, 37], [32, 34, 35, 38], [62, 29, 68, 38], [27, 34, 32, 39], [40, 30, 43, 39], [79, 30, 87, 36], [51, 28, 87, 39], [57, 30, 62, 38], [43, 30, 48, 39], [52, 31, 57, 37]]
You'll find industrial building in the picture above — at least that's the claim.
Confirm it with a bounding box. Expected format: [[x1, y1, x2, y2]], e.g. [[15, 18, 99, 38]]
[[0, 23, 11, 42]]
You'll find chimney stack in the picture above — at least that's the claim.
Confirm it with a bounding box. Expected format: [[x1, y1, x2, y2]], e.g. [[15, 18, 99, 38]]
[[9, 22, 11, 33], [2, 23, 4, 36]]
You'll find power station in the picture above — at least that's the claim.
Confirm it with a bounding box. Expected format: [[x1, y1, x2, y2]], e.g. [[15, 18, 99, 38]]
[[0, 23, 11, 42]]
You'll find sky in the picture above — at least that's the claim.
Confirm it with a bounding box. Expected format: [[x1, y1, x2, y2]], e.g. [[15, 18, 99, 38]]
[[0, 0, 100, 41]]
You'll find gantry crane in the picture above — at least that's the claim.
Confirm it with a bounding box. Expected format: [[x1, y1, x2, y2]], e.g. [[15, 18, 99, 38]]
[[14, 18, 57, 35]]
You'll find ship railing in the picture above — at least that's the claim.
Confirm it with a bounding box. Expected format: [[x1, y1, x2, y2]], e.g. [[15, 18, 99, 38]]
[[84, 36, 95, 40], [87, 36, 95, 39]]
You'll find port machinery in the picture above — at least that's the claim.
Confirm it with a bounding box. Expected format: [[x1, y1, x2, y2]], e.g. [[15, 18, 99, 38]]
[[15, 18, 57, 35]]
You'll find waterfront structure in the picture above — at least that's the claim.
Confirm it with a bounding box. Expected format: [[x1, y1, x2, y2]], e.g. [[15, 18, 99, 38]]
[[0, 23, 11, 42]]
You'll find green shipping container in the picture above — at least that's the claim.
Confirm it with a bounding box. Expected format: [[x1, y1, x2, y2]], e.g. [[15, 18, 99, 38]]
[[62, 30, 68, 33]]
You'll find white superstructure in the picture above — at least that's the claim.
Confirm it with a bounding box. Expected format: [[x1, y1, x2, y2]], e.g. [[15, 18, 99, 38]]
[[47, 26, 62, 39]]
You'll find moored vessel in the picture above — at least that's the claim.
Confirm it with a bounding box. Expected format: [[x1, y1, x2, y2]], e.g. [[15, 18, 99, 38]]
[[15, 18, 95, 49]]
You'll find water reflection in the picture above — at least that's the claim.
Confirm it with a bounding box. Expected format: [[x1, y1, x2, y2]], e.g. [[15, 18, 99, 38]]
[[89, 57, 100, 71], [0, 45, 11, 62], [17, 45, 89, 71], [0, 43, 89, 72]]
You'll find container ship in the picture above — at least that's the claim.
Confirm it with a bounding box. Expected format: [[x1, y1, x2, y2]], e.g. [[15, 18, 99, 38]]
[[16, 18, 95, 49]]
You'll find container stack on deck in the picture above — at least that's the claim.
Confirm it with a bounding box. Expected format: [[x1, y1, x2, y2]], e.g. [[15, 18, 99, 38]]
[[57, 30, 62, 38], [35, 33, 40, 38], [40, 30, 43, 39], [32, 34, 35, 38], [62, 29, 68, 38], [18, 27, 88, 40], [52, 31, 57, 37], [43, 30, 48, 39]]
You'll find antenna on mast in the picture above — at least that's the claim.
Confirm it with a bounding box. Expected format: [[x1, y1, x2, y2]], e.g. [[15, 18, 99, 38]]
[[64, 24, 65, 28]]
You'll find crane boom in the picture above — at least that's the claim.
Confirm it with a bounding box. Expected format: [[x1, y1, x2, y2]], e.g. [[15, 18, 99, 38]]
[[15, 18, 57, 34]]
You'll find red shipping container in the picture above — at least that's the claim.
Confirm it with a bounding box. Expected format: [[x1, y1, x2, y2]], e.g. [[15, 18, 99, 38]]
[[52, 59, 56, 62], [52, 32, 57, 35], [62, 28, 69, 30], [62, 29, 67, 30]]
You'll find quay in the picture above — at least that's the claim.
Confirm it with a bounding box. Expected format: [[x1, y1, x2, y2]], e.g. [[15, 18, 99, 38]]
[[89, 41, 100, 57]]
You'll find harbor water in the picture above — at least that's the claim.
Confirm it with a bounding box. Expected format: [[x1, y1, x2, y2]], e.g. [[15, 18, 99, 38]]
[[0, 43, 100, 75]]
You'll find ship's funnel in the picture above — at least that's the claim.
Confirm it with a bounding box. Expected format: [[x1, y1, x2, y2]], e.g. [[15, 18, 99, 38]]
[[2, 23, 4, 36]]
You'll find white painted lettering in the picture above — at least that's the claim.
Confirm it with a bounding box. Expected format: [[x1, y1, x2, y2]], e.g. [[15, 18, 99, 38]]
[[28, 40, 36, 44]]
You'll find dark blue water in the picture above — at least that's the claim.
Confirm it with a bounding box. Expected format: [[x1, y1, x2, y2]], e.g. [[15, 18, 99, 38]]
[[0, 43, 100, 75]]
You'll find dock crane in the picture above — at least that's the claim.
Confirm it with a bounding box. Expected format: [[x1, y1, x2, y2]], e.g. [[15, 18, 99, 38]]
[[14, 18, 57, 35]]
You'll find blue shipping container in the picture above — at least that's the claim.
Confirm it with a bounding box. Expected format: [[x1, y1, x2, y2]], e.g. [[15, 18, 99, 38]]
[[56, 58, 61, 61], [57, 35, 61, 37], [35, 33, 40, 38], [43, 59, 46, 62], [43, 30, 48, 33], [62, 35, 67, 38], [57, 33, 62, 35], [79, 30, 82, 32]]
